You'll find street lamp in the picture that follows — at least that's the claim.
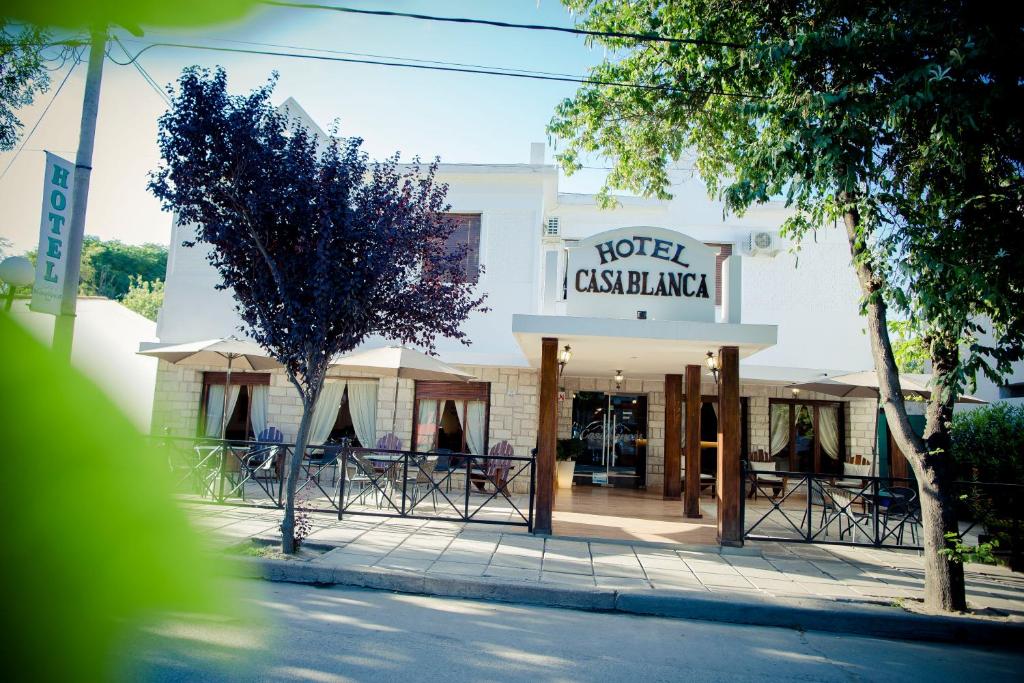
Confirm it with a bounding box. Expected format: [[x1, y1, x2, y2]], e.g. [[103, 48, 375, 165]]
[[0, 256, 33, 311], [705, 351, 720, 384]]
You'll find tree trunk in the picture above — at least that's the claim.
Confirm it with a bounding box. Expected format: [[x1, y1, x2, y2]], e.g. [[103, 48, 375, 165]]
[[920, 338, 967, 610], [281, 397, 315, 555], [839, 195, 967, 612]]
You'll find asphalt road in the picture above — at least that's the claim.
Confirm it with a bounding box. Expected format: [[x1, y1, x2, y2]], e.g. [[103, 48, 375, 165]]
[[121, 580, 1024, 682]]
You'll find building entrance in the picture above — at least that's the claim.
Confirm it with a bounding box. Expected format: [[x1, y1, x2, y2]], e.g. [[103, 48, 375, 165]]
[[571, 391, 647, 488]]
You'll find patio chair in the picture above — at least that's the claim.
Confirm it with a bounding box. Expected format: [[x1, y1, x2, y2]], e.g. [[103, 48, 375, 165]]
[[433, 448, 454, 492], [880, 486, 921, 545], [486, 440, 515, 494], [342, 452, 385, 509], [248, 426, 284, 478], [746, 452, 788, 501], [306, 443, 342, 487], [408, 455, 440, 512]]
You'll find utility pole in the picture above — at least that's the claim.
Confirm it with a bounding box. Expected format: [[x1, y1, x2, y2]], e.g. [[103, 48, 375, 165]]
[[52, 25, 106, 360]]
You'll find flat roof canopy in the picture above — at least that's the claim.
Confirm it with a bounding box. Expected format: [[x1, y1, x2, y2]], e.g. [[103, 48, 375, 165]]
[[512, 314, 777, 380]]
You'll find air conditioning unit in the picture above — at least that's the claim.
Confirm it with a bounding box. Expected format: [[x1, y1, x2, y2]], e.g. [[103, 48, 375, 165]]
[[746, 231, 779, 256], [545, 216, 561, 237]]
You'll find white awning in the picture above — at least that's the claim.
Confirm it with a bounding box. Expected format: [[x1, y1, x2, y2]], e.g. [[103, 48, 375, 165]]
[[512, 314, 777, 380]]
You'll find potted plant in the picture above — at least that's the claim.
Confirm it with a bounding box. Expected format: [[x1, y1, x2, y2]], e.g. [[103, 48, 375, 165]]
[[556, 438, 583, 489]]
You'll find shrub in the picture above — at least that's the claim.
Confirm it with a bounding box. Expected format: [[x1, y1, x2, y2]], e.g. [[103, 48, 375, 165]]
[[951, 403, 1024, 484]]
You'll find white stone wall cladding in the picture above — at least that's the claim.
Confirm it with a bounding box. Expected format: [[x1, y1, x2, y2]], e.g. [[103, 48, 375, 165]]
[[151, 359, 883, 498]]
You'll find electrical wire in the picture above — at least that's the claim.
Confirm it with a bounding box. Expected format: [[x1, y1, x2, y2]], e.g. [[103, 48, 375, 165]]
[[0, 50, 83, 183], [102, 40, 762, 100], [112, 35, 172, 106], [122, 33, 584, 80], [257, 1, 749, 50]]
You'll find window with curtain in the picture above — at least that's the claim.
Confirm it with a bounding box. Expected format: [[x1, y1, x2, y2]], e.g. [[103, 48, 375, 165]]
[[200, 372, 271, 439], [413, 381, 490, 454], [768, 398, 844, 475]]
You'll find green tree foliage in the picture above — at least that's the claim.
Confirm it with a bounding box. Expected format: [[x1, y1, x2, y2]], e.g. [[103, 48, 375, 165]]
[[549, 0, 1023, 611], [889, 320, 929, 374], [121, 276, 164, 321], [951, 404, 1024, 485], [0, 20, 50, 152], [28, 235, 168, 300], [0, 313, 239, 679], [78, 236, 167, 299]]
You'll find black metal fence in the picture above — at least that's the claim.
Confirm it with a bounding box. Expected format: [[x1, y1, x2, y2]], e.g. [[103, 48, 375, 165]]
[[741, 462, 1024, 557], [741, 464, 924, 549], [150, 435, 534, 530], [338, 448, 535, 529]]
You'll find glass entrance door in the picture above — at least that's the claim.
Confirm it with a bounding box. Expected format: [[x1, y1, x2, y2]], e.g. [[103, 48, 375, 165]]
[[571, 391, 647, 487]]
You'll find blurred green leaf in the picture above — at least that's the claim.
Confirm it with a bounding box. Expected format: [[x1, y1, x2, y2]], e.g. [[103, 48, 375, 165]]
[[0, 313, 238, 679], [4, 1, 262, 30]]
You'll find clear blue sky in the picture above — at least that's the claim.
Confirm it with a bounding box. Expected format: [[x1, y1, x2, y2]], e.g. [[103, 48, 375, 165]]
[[0, 0, 620, 253]]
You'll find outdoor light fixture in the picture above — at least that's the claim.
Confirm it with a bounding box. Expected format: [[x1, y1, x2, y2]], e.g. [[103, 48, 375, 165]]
[[705, 351, 720, 384], [791, 387, 801, 397], [558, 344, 573, 377], [614, 369, 624, 389]]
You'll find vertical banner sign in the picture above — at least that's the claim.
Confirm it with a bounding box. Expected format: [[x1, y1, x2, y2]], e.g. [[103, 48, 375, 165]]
[[31, 152, 75, 315]]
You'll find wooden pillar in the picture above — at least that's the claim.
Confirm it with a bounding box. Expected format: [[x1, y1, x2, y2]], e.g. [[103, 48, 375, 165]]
[[684, 364, 703, 518], [535, 337, 558, 535], [663, 374, 682, 500], [716, 346, 742, 546]]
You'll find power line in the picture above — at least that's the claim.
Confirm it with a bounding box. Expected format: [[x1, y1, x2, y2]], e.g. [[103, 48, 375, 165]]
[[258, 1, 749, 50], [124, 33, 584, 80], [0, 50, 83, 183], [112, 36, 172, 106], [103, 40, 761, 100]]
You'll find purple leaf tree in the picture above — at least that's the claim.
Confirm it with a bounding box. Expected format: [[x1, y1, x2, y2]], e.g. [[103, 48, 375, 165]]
[[149, 68, 486, 553]]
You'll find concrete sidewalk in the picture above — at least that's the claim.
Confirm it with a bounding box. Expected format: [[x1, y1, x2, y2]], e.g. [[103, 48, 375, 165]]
[[190, 501, 1024, 643]]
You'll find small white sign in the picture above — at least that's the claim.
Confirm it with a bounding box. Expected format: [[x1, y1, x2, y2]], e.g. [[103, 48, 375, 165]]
[[591, 472, 609, 486], [566, 226, 717, 322], [31, 152, 75, 316]]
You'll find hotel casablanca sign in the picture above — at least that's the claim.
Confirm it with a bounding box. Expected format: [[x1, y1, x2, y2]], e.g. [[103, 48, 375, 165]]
[[566, 226, 717, 322]]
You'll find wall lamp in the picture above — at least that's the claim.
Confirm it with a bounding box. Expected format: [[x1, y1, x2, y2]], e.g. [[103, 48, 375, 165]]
[[558, 345, 572, 377], [614, 369, 624, 389], [705, 351, 720, 384]]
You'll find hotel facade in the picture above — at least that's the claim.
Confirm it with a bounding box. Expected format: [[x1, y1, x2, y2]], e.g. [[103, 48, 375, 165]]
[[148, 132, 926, 541]]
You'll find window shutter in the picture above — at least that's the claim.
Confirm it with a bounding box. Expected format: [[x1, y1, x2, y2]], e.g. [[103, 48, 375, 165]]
[[445, 214, 481, 283]]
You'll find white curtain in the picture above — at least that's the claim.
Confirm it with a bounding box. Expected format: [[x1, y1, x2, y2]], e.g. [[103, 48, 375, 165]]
[[308, 380, 347, 446], [347, 381, 378, 448], [770, 403, 789, 456], [205, 384, 240, 438], [453, 400, 466, 450], [465, 400, 486, 455], [250, 385, 268, 437], [415, 399, 438, 452], [819, 404, 840, 460]]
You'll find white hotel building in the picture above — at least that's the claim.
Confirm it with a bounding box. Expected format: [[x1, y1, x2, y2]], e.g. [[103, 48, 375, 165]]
[[148, 116, 947, 540]]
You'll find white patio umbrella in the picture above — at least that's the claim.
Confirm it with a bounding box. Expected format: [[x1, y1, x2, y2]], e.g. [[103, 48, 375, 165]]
[[139, 337, 281, 439], [787, 371, 986, 475], [330, 346, 475, 433]]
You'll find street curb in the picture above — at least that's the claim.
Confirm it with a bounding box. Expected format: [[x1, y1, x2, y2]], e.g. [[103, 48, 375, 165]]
[[238, 557, 1024, 648]]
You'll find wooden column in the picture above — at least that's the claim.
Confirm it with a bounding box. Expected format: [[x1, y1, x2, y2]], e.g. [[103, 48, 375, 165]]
[[534, 337, 558, 535], [663, 374, 682, 500], [684, 364, 703, 518], [716, 346, 742, 546]]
